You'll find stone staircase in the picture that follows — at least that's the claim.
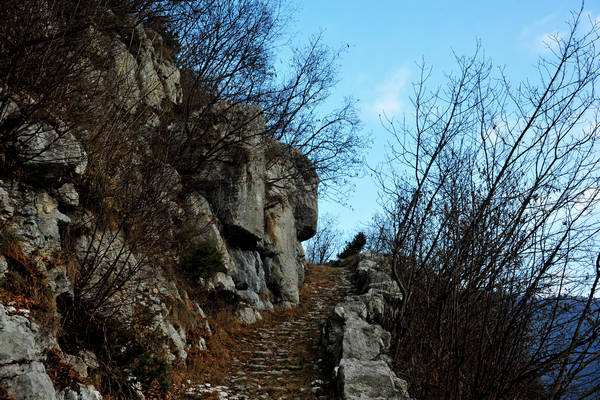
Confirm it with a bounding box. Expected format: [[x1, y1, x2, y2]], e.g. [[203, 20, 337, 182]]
[[188, 264, 353, 399]]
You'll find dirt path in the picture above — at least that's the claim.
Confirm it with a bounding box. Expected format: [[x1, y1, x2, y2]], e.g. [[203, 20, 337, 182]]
[[188, 264, 351, 399]]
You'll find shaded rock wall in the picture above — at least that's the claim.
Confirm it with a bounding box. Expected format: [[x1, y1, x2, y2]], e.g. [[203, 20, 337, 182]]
[[0, 15, 318, 399]]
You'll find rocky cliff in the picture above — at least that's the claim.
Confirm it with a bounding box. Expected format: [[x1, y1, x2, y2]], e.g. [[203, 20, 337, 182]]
[[0, 17, 317, 399]]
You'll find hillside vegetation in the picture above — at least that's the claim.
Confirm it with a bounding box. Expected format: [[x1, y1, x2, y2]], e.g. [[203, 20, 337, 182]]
[[0, 1, 365, 399]]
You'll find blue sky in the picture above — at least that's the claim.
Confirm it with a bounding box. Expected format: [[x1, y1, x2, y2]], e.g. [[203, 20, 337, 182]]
[[286, 1, 600, 239]]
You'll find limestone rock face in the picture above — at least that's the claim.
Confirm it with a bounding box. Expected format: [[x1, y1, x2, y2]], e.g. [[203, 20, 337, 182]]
[[1, 361, 57, 400], [259, 140, 319, 306], [16, 123, 87, 180], [56, 184, 79, 207], [230, 249, 267, 293], [93, 24, 183, 113], [263, 202, 303, 305], [183, 192, 235, 275], [0, 304, 57, 400], [133, 25, 182, 108], [178, 106, 318, 310], [1, 180, 70, 256], [192, 105, 267, 245], [0, 99, 86, 181], [324, 254, 412, 400], [267, 141, 319, 241], [0, 10, 319, 398]]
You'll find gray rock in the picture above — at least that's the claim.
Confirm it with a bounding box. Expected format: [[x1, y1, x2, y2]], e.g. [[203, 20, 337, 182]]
[[57, 384, 103, 400], [0, 98, 20, 124], [134, 26, 182, 108], [237, 290, 273, 311], [192, 105, 266, 245], [0, 185, 14, 216], [235, 307, 262, 324], [46, 264, 73, 298], [155, 165, 182, 202], [0, 307, 43, 364], [0, 304, 60, 400], [263, 202, 302, 305], [341, 316, 390, 361], [62, 355, 89, 379], [1, 361, 58, 400], [210, 272, 236, 293], [87, 25, 182, 114], [156, 61, 182, 104], [1, 182, 70, 256], [338, 359, 411, 400], [324, 254, 412, 400], [183, 192, 235, 273], [16, 123, 87, 179], [136, 48, 165, 109], [230, 249, 269, 295], [73, 230, 140, 314], [324, 301, 389, 362], [162, 320, 188, 362], [0, 256, 7, 279], [266, 141, 318, 241], [56, 183, 79, 207], [105, 37, 141, 112]]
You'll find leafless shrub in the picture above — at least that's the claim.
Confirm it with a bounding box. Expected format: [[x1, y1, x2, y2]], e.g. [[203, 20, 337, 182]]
[[374, 7, 600, 399], [305, 214, 343, 264]]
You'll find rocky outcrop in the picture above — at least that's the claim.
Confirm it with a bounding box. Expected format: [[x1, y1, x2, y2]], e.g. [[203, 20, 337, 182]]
[[0, 11, 319, 399], [260, 140, 319, 307], [177, 110, 318, 310], [0, 304, 102, 400], [90, 21, 182, 114], [190, 105, 267, 246], [324, 254, 412, 400]]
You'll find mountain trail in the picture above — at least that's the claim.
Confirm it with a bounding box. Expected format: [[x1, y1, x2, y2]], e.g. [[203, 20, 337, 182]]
[[187, 264, 352, 399]]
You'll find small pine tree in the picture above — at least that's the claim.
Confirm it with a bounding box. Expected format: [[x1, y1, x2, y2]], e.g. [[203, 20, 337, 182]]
[[337, 232, 367, 259], [180, 240, 225, 281]]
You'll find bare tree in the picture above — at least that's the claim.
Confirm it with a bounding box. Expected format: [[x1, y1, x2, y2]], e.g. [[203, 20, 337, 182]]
[[161, 0, 366, 198], [373, 7, 600, 399], [305, 214, 342, 264]]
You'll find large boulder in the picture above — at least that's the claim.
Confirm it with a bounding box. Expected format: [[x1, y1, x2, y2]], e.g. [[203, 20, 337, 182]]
[[338, 359, 410, 400]]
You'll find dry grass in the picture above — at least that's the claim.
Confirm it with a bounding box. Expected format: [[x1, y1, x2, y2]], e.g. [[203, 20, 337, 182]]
[[0, 229, 56, 328], [170, 263, 348, 398]]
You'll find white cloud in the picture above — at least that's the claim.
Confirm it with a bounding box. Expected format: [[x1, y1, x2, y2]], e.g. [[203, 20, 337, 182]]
[[369, 68, 409, 118], [524, 11, 600, 55], [536, 31, 562, 54]]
